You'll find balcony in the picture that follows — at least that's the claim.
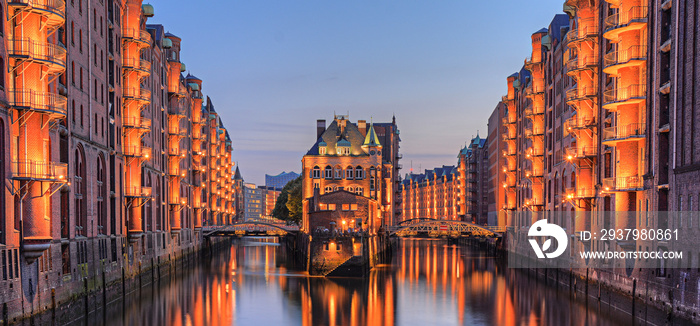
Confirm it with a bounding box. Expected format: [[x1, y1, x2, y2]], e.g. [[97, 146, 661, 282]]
[[168, 127, 187, 138], [604, 6, 648, 40], [168, 147, 186, 157], [565, 145, 597, 159], [8, 0, 66, 27], [8, 38, 67, 74], [524, 127, 544, 138], [524, 55, 542, 71], [602, 84, 646, 110], [122, 28, 152, 47], [603, 123, 646, 144], [502, 115, 517, 125], [565, 115, 596, 130], [501, 132, 516, 141], [123, 87, 151, 103], [565, 187, 596, 199], [524, 84, 545, 99], [565, 20, 598, 44], [9, 89, 67, 120], [396, 153, 403, 159], [523, 105, 544, 117], [565, 86, 597, 106], [122, 57, 151, 76], [124, 186, 152, 198], [11, 160, 67, 182], [502, 147, 516, 157], [524, 169, 544, 180], [526, 147, 544, 159], [603, 45, 647, 75], [526, 197, 545, 207], [168, 107, 187, 118], [122, 116, 151, 130], [565, 55, 598, 75], [123, 145, 152, 159], [603, 176, 643, 192]]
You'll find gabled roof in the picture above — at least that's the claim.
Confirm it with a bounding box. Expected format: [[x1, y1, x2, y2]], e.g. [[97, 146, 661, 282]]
[[306, 118, 368, 156], [185, 73, 201, 81]]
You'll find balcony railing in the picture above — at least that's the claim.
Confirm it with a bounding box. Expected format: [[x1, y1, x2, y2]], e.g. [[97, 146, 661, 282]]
[[603, 84, 646, 107], [502, 147, 516, 157], [168, 147, 186, 157], [122, 28, 152, 46], [604, 6, 648, 34], [11, 160, 67, 181], [122, 116, 151, 130], [123, 87, 151, 103], [565, 19, 598, 43], [124, 186, 152, 198], [565, 86, 597, 104], [9, 0, 66, 26], [603, 123, 646, 142], [9, 89, 67, 119], [565, 55, 598, 74], [566, 187, 596, 199], [527, 147, 544, 158], [566, 115, 596, 130], [502, 131, 517, 141], [524, 84, 545, 97], [603, 45, 647, 74], [8, 38, 67, 72], [502, 115, 517, 125], [603, 176, 643, 191], [524, 126, 544, 138], [123, 145, 152, 159], [122, 57, 151, 75], [524, 169, 544, 178], [566, 145, 597, 159]]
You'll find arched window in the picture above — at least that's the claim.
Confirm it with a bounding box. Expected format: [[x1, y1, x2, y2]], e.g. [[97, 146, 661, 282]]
[[324, 186, 333, 194], [346, 186, 354, 193], [0, 57, 4, 89], [571, 171, 576, 189], [370, 167, 376, 190], [312, 166, 320, 179], [354, 166, 363, 179], [345, 166, 353, 179], [355, 187, 363, 196], [74, 146, 86, 237], [96, 155, 106, 234], [334, 166, 342, 179], [324, 165, 332, 179]]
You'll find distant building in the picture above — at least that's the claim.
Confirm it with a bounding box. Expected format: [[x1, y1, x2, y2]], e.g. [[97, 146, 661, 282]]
[[265, 171, 300, 190], [400, 166, 459, 221], [258, 186, 282, 217], [458, 135, 489, 225], [233, 166, 245, 222], [487, 102, 507, 227], [243, 183, 262, 221]]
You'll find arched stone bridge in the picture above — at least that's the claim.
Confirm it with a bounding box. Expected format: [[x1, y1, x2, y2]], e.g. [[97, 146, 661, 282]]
[[387, 219, 504, 238], [202, 222, 299, 237]]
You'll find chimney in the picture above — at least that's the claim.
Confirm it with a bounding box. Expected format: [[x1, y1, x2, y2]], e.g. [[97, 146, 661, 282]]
[[317, 120, 326, 139], [358, 120, 367, 136]]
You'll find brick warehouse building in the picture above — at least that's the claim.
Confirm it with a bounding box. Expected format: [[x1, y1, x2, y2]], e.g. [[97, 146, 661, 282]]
[[487, 0, 700, 317], [0, 1, 235, 321], [400, 135, 489, 224], [301, 115, 400, 233]]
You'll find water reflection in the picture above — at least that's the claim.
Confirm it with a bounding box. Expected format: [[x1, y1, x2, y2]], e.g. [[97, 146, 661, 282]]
[[96, 237, 628, 326]]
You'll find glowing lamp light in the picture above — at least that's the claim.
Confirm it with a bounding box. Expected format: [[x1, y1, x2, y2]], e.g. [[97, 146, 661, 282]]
[[567, 194, 573, 199], [605, 187, 610, 191], [181, 199, 186, 205], [567, 155, 573, 160]]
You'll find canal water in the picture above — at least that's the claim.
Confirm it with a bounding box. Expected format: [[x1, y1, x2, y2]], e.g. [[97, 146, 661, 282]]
[[41, 237, 644, 325]]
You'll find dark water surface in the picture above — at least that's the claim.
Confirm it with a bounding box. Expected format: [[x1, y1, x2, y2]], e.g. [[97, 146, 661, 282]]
[[45, 237, 640, 325]]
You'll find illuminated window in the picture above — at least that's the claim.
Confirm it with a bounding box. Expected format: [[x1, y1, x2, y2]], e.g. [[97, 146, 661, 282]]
[[354, 166, 363, 179], [328, 204, 336, 210], [324, 186, 333, 194], [320, 203, 327, 210], [342, 204, 350, 211], [334, 166, 342, 179], [312, 166, 320, 179], [351, 204, 358, 211], [319, 147, 326, 155]]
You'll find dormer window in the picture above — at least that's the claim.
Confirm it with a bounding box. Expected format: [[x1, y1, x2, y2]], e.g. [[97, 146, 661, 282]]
[[319, 146, 326, 155]]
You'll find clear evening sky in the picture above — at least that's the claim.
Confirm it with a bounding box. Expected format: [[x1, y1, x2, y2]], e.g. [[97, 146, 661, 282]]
[[146, 0, 565, 185]]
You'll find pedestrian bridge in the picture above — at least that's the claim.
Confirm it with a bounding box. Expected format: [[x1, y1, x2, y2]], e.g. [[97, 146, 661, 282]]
[[387, 219, 503, 238], [202, 222, 299, 237]]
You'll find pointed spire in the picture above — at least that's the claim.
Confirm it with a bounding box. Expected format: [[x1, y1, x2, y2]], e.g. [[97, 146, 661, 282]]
[[363, 122, 382, 147], [233, 165, 244, 181]]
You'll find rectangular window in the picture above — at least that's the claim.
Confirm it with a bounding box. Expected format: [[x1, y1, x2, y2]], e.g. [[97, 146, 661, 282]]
[[350, 204, 358, 211], [328, 204, 336, 211], [342, 204, 350, 211], [319, 203, 327, 211]]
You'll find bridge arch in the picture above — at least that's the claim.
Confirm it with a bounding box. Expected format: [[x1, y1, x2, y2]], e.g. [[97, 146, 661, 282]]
[[203, 221, 298, 237], [389, 220, 499, 238]]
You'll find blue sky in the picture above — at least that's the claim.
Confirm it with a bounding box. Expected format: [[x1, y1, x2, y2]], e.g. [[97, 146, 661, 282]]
[[146, 0, 567, 185]]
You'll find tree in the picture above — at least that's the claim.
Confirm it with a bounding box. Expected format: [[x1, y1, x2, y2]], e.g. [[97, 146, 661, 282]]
[[272, 176, 303, 224]]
